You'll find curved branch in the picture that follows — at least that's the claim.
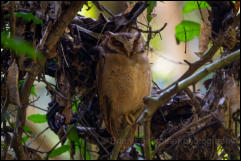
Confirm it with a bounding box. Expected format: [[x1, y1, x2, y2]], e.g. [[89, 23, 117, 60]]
[[140, 49, 240, 121]]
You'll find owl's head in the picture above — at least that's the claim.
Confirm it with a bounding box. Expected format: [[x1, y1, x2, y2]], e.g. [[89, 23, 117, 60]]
[[103, 31, 143, 57]]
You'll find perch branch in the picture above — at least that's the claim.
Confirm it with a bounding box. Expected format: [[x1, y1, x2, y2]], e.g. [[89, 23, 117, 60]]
[[144, 119, 152, 160], [110, 107, 145, 160], [140, 49, 240, 122], [110, 126, 132, 160], [162, 36, 223, 93]]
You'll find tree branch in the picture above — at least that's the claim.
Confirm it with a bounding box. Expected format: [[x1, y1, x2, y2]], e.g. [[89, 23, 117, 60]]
[[44, 2, 86, 58], [10, 2, 86, 160], [141, 49, 240, 121], [110, 126, 132, 160], [110, 107, 145, 160], [144, 119, 152, 160]]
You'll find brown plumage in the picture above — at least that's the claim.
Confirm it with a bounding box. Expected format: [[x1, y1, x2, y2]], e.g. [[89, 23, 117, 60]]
[[96, 31, 152, 152]]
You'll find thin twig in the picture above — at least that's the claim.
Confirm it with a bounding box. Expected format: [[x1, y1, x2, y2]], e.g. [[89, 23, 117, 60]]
[[197, 1, 205, 22], [100, 4, 115, 17], [40, 75, 68, 100], [37, 21, 53, 51], [28, 104, 47, 112], [23, 145, 49, 154], [44, 125, 74, 160], [132, 23, 167, 33], [152, 80, 161, 90], [26, 127, 49, 146], [150, 47, 187, 65], [184, 88, 202, 115], [60, 42, 69, 68], [184, 26, 187, 54], [141, 35, 187, 65], [80, 118, 110, 155]]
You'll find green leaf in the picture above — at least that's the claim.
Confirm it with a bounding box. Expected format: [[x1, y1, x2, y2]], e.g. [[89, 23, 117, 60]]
[[72, 100, 81, 113], [136, 144, 142, 153], [79, 138, 90, 160], [182, 1, 210, 14], [24, 125, 32, 134], [22, 136, 29, 144], [18, 80, 24, 88], [1, 32, 43, 61], [175, 20, 200, 42], [27, 114, 47, 123], [72, 103, 77, 113], [30, 85, 37, 96], [147, 1, 157, 23], [49, 145, 70, 158], [15, 12, 43, 24], [67, 126, 79, 143]]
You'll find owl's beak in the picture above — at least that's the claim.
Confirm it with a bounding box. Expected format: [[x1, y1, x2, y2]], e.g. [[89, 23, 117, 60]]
[[126, 47, 133, 57], [126, 52, 131, 57]]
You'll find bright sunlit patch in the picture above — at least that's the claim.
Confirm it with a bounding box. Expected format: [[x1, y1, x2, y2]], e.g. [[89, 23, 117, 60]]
[[78, 1, 98, 19], [151, 56, 174, 78]]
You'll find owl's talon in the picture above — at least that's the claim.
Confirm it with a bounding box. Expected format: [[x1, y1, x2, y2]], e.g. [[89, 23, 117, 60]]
[[125, 113, 135, 125]]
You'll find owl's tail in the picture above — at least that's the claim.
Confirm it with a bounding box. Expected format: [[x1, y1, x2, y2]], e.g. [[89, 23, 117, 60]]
[[109, 116, 138, 153]]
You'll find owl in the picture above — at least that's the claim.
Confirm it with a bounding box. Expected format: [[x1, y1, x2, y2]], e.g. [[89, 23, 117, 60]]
[[96, 31, 152, 152]]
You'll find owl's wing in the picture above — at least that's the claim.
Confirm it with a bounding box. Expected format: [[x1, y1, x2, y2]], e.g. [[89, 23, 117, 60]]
[[96, 55, 111, 131]]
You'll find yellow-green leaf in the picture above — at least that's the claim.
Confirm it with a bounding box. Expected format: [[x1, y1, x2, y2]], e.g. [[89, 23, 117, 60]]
[[175, 20, 200, 42], [27, 114, 47, 123], [182, 1, 210, 14], [49, 145, 70, 158], [147, 1, 157, 23]]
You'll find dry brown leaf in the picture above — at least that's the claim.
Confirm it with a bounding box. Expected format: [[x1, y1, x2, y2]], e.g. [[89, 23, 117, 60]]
[[195, 20, 211, 57], [223, 76, 240, 114], [7, 60, 21, 107], [235, 1, 240, 14]]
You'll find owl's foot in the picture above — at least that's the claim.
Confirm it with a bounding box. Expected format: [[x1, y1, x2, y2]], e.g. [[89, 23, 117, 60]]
[[125, 113, 136, 125]]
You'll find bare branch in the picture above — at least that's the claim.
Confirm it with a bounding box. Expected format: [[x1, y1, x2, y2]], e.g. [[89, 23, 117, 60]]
[[144, 120, 152, 160], [143, 49, 240, 120]]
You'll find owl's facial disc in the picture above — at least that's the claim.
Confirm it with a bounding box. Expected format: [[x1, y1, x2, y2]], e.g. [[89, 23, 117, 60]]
[[119, 33, 138, 57], [104, 32, 142, 57]]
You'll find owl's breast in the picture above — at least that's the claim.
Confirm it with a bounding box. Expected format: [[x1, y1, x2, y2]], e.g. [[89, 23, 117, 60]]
[[98, 53, 151, 114]]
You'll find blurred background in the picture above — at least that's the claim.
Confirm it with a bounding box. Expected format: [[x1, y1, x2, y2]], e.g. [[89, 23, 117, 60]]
[[26, 1, 208, 159]]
